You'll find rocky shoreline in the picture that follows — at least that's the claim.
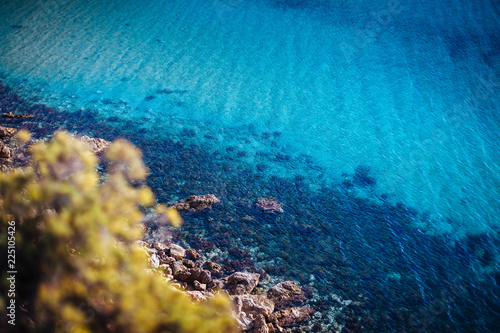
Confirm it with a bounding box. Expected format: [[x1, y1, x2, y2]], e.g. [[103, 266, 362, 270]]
[[139, 238, 317, 332], [0, 124, 322, 332]]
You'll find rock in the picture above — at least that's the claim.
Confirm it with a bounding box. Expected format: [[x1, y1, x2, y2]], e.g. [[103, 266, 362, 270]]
[[193, 280, 206, 291], [153, 241, 169, 252], [182, 259, 195, 268], [232, 294, 274, 330], [144, 247, 158, 255], [226, 272, 260, 295], [169, 244, 186, 259], [255, 197, 283, 214], [198, 269, 212, 284], [0, 144, 11, 158], [79, 135, 111, 154], [187, 248, 202, 260], [267, 323, 284, 333], [148, 253, 160, 268], [208, 279, 225, 291], [254, 314, 269, 333], [160, 254, 175, 265], [2, 112, 34, 119], [170, 261, 186, 275], [205, 260, 223, 277], [174, 270, 191, 283], [268, 307, 315, 327], [189, 268, 212, 284], [0, 125, 17, 138], [169, 194, 220, 212], [266, 281, 307, 308], [159, 264, 172, 277], [186, 290, 213, 302], [232, 294, 274, 318]]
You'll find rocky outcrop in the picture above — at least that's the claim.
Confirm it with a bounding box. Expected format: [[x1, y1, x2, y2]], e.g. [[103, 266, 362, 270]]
[[232, 294, 275, 330], [268, 307, 315, 327], [255, 197, 283, 214], [79, 135, 111, 154], [266, 281, 307, 308], [0, 125, 17, 138], [141, 241, 313, 333], [169, 194, 220, 212], [226, 272, 260, 295]]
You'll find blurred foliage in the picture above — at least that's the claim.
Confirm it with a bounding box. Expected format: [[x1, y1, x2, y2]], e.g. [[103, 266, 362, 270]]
[[0, 131, 236, 333]]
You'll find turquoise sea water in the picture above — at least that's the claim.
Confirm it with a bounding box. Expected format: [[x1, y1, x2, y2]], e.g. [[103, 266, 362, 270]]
[[1, 0, 499, 331]]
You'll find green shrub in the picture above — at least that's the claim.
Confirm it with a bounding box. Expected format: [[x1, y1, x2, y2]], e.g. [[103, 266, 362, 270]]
[[0, 131, 236, 333]]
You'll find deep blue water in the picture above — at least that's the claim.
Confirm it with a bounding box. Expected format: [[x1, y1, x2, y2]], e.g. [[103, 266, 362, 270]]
[[1, 0, 499, 331]]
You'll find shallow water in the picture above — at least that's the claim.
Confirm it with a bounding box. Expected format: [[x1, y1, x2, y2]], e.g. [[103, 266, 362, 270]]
[[1, 0, 499, 331]]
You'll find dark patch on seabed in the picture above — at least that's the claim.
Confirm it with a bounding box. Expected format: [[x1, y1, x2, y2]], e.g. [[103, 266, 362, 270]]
[[1, 81, 500, 332]]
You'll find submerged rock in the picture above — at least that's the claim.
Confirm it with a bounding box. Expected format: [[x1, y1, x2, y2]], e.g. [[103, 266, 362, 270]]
[[169, 194, 220, 212], [255, 197, 283, 214]]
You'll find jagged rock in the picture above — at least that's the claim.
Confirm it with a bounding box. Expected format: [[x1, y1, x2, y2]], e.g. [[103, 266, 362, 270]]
[[198, 269, 212, 284], [148, 253, 160, 268], [0, 144, 11, 158], [232, 294, 274, 330], [208, 279, 225, 291], [193, 280, 206, 291], [232, 294, 275, 318], [226, 272, 260, 295], [169, 244, 186, 259], [144, 247, 157, 255], [231, 295, 274, 331], [268, 307, 314, 327], [254, 314, 269, 333], [153, 241, 169, 252], [186, 290, 213, 302], [159, 264, 172, 276], [267, 323, 285, 333], [205, 260, 223, 277], [160, 254, 175, 265], [0, 125, 17, 138], [79, 135, 111, 154], [255, 197, 283, 214], [174, 270, 191, 282], [169, 194, 220, 212], [189, 268, 212, 284], [187, 248, 202, 260], [266, 281, 307, 308], [182, 259, 195, 268], [170, 261, 186, 275]]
